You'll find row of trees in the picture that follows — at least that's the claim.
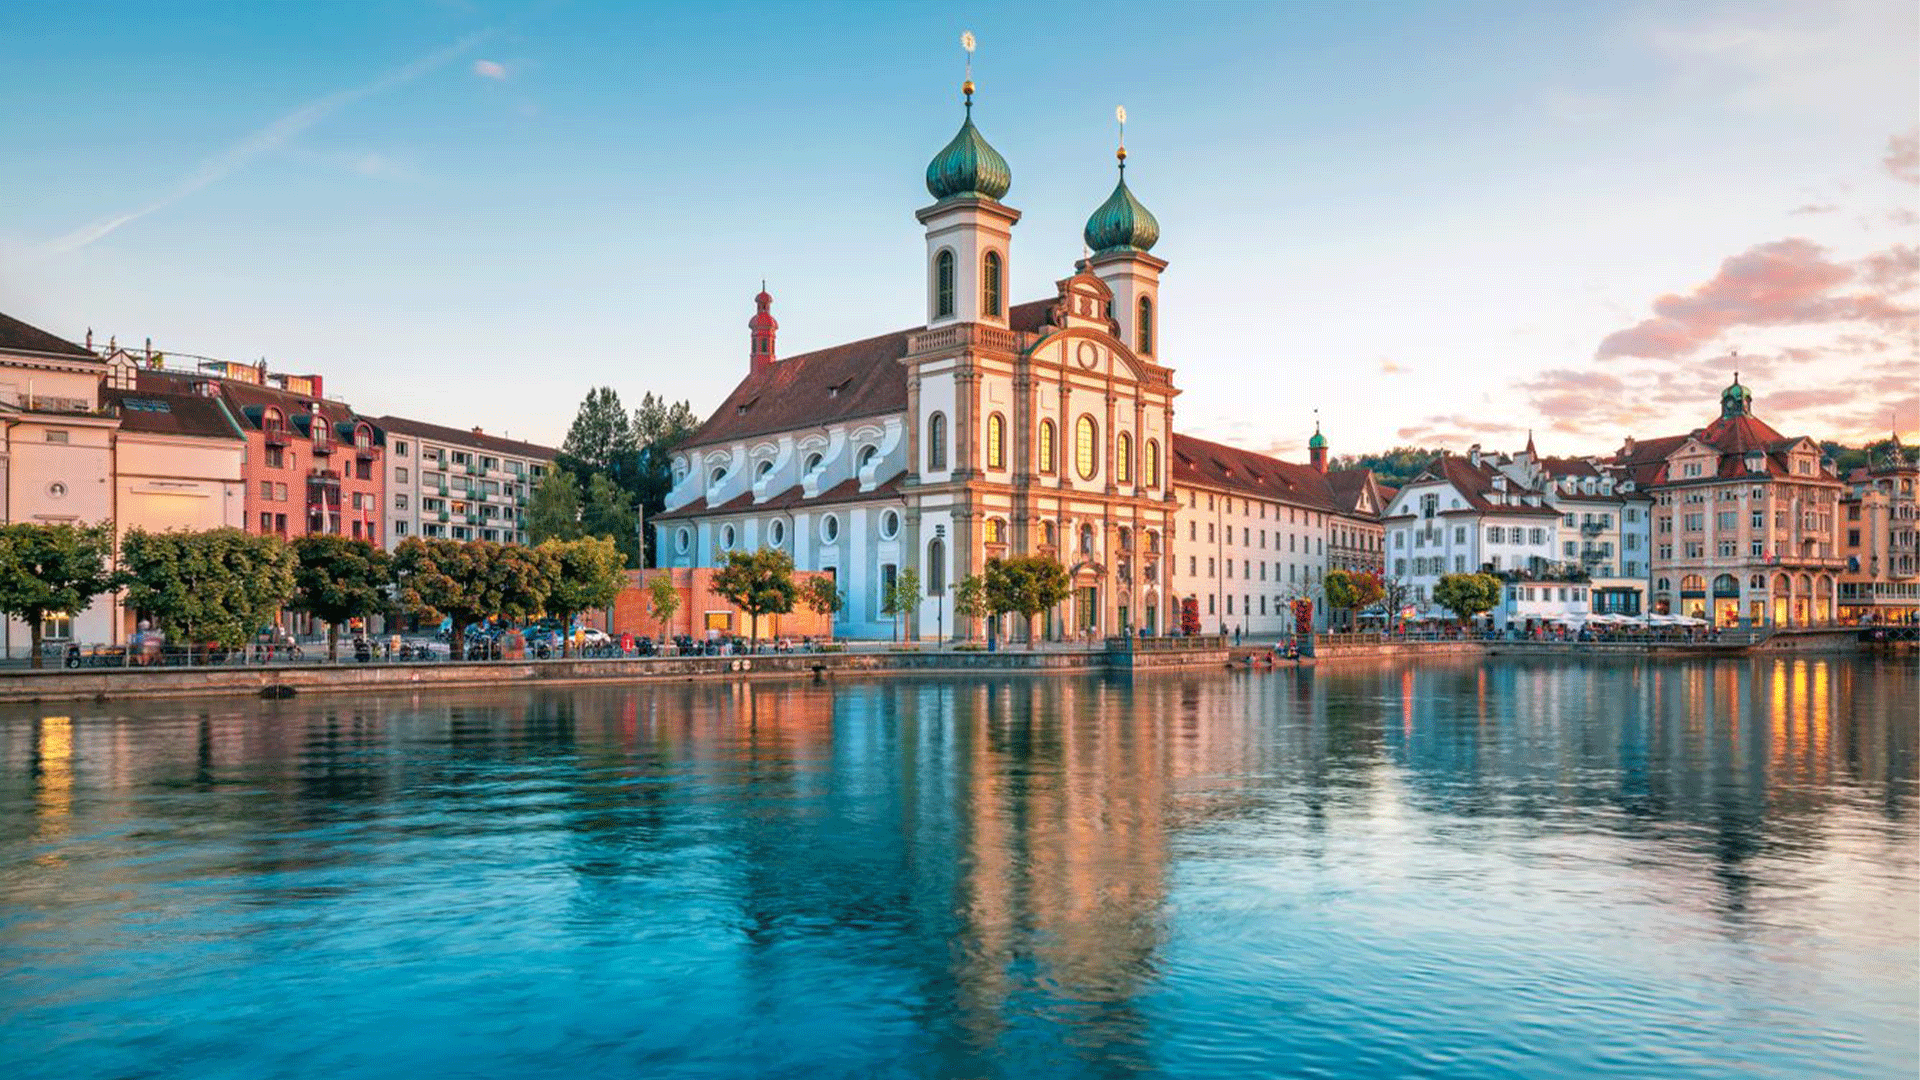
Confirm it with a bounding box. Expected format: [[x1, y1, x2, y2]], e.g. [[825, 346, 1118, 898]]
[[708, 549, 1072, 648], [527, 387, 698, 567], [0, 521, 630, 666]]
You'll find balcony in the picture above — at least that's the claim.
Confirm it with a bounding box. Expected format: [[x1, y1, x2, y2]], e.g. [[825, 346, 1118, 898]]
[[263, 428, 290, 447], [355, 443, 378, 460], [307, 468, 341, 486], [1580, 521, 1605, 536], [310, 440, 334, 456]]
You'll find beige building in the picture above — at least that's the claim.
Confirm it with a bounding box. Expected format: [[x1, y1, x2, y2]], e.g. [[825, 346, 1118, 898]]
[[1615, 377, 1844, 627], [1167, 430, 1385, 635], [1839, 441, 1918, 622], [0, 314, 119, 653]]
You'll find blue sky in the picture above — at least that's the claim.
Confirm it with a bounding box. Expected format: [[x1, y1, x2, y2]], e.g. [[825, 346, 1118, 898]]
[[1, 0, 1913, 457]]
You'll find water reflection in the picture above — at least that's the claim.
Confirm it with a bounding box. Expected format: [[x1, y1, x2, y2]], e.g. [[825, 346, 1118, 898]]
[[0, 658, 1913, 1080]]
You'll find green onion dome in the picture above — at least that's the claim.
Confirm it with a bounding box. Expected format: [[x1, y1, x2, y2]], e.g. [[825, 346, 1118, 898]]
[[926, 91, 1011, 201], [1083, 150, 1159, 255], [1721, 373, 1753, 417], [1308, 428, 1327, 450]]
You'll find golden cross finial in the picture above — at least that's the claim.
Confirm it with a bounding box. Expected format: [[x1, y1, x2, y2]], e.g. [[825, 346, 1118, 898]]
[[1115, 105, 1128, 168], [960, 31, 975, 108]]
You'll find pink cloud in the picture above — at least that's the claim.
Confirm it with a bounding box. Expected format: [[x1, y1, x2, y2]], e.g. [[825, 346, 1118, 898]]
[[472, 59, 507, 80], [1596, 238, 1916, 361], [1788, 203, 1837, 215], [1886, 129, 1919, 184]]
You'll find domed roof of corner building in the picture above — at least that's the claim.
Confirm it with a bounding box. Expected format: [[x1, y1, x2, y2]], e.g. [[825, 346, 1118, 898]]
[[1083, 163, 1160, 255], [925, 108, 1012, 201], [1308, 429, 1327, 449]]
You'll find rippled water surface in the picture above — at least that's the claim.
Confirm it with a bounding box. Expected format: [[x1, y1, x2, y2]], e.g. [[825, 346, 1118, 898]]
[[0, 657, 1914, 1079]]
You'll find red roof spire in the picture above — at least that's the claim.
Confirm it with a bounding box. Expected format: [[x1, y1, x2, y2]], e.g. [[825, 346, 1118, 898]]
[[748, 283, 778, 373]]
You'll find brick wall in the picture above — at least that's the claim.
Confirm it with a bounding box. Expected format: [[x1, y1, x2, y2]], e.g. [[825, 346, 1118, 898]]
[[588, 568, 836, 641]]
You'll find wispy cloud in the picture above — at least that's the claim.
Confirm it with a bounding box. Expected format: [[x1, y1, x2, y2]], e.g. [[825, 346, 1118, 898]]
[[472, 59, 508, 80], [36, 30, 491, 256], [1886, 129, 1919, 184]]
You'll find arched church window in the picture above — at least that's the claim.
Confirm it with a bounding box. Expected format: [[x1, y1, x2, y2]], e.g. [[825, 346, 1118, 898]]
[[983, 251, 1003, 318], [927, 412, 947, 471], [934, 249, 955, 318], [928, 538, 947, 594], [1038, 419, 1056, 473], [1076, 415, 1098, 479], [1137, 296, 1153, 354], [1116, 432, 1133, 484], [987, 413, 1006, 470], [1145, 440, 1161, 488]]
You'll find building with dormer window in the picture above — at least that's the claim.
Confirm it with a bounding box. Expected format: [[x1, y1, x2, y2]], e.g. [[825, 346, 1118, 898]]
[[656, 75, 1179, 641], [1613, 376, 1844, 626]]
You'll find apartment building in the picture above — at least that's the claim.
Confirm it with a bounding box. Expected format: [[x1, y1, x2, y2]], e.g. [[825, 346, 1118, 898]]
[[1839, 441, 1918, 622], [373, 416, 553, 544], [1614, 377, 1844, 627]]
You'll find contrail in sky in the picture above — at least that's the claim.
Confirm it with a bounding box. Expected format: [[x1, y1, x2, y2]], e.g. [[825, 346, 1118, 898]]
[[37, 29, 493, 256]]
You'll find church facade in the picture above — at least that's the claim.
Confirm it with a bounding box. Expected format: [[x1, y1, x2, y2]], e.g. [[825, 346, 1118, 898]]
[[656, 80, 1179, 642]]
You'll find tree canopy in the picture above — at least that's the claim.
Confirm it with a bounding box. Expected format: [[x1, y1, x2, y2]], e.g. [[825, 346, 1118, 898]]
[[525, 469, 584, 544], [1434, 572, 1502, 623], [710, 548, 797, 647], [984, 556, 1071, 647], [122, 528, 296, 649], [290, 535, 392, 659], [1327, 446, 1442, 487], [645, 573, 682, 640], [537, 536, 626, 655], [0, 522, 120, 667], [581, 472, 639, 568]]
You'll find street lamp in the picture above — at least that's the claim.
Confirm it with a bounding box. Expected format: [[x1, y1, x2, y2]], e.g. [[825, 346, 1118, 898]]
[[934, 523, 946, 649]]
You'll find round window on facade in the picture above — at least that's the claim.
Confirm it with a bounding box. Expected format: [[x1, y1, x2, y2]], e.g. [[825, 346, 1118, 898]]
[[880, 510, 900, 540], [676, 527, 691, 554], [720, 524, 736, 550], [821, 514, 840, 543], [769, 519, 786, 547], [46, 481, 67, 499]]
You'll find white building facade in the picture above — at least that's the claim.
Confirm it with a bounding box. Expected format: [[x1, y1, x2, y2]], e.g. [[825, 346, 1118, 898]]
[[658, 80, 1180, 642], [373, 415, 552, 546]]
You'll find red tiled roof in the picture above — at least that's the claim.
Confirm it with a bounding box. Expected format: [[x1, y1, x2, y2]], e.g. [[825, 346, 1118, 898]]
[[1171, 433, 1351, 516], [0, 311, 96, 360], [1419, 455, 1562, 517], [654, 474, 904, 521], [683, 301, 1064, 451], [1613, 412, 1831, 485]]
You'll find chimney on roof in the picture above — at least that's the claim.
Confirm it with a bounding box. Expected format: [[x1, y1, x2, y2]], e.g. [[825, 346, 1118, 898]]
[[749, 283, 778, 374], [1622, 435, 1635, 458], [472, 426, 485, 436], [1468, 443, 1481, 467]]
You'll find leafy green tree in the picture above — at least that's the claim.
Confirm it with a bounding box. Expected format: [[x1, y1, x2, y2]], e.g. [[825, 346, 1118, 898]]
[[525, 469, 583, 543], [645, 572, 682, 642], [122, 528, 296, 650], [537, 537, 626, 656], [561, 387, 637, 477], [951, 573, 990, 642], [710, 548, 797, 649], [391, 538, 516, 657], [1434, 572, 1502, 624], [487, 543, 552, 627], [984, 555, 1071, 648], [631, 392, 698, 566], [290, 535, 392, 660], [881, 565, 922, 643], [798, 575, 844, 626], [1323, 569, 1359, 631], [581, 472, 639, 568], [0, 522, 120, 668], [1328, 446, 1443, 487]]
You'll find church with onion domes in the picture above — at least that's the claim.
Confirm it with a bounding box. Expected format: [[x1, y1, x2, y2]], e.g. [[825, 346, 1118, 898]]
[[655, 62, 1182, 642]]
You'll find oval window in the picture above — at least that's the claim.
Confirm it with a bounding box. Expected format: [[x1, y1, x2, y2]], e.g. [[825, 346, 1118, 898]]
[[720, 524, 736, 550], [769, 519, 786, 547], [821, 514, 840, 543], [880, 510, 900, 539], [676, 527, 691, 554]]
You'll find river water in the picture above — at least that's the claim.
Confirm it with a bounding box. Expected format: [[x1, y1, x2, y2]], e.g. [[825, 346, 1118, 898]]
[[0, 657, 1913, 1079]]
